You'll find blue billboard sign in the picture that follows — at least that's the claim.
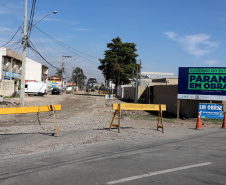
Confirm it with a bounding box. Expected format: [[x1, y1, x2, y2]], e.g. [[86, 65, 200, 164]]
[[198, 103, 224, 119], [178, 67, 226, 101]]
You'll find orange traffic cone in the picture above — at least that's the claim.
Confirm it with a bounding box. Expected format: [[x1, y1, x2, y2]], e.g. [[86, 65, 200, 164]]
[[196, 112, 202, 129], [222, 113, 226, 128]]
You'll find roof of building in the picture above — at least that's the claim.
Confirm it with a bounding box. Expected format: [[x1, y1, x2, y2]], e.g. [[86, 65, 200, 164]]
[[141, 71, 174, 75], [141, 71, 177, 79], [142, 74, 178, 79]]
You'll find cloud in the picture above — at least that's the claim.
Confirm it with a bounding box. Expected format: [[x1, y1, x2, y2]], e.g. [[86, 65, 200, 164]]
[[0, 2, 23, 15], [34, 17, 78, 25], [164, 31, 178, 39], [164, 31, 219, 57], [201, 60, 221, 66], [0, 26, 13, 33]]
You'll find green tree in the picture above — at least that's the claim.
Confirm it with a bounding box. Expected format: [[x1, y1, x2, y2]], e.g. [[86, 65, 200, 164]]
[[87, 78, 98, 88], [98, 37, 139, 86], [55, 68, 62, 78], [72, 67, 87, 89]]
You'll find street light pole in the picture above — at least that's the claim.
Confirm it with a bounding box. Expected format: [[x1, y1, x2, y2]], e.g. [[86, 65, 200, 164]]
[[19, 6, 57, 106], [72, 67, 75, 92], [20, 0, 27, 107], [32, 11, 57, 27], [61, 56, 71, 94]]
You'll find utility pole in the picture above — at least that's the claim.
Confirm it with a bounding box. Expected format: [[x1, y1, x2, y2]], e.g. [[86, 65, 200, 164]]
[[135, 64, 138, 102], [139, 59, 142, 85], [61, 56, 64, 93], [72, 67, 75, 92], [77, 74, 79, 91], [61, 56, 71, 94], [132, 69, 134, 87], [20, 0, 27, 106]]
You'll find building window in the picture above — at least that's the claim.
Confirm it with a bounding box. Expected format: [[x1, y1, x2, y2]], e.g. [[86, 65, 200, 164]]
[[3, 57, 10, 71], [18, 63, 22, 74], [12, 63, 17, 73]]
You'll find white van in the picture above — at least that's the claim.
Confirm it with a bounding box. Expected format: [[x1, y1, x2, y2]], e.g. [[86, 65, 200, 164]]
[[66, 86, 72, 93], [25, 81, 47, 96]]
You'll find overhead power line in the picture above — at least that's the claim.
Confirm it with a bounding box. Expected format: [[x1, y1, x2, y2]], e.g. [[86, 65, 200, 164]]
[[27, 0, 37, 39], [1, 26, 22, 47], [28, 40, 58, 69], [33, 26, 100, 63]]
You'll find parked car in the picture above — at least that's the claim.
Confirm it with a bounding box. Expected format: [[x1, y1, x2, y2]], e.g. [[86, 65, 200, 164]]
[[52, 88, 60, 95], [66, 86, 72, 93]]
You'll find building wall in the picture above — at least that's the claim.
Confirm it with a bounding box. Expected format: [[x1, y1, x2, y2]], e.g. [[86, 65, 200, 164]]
[[153, 85, 178, 115], [0, 47, 47, 82], [0, 47, 6, 79], [152, 78, 178, 84], [118, 85, 134, 98], [167, 78, 178, 84], [25, 58, 42, 81], [0, 80, 14, 96], [137, 86, 147, 102], [124, 87, 135, 100]]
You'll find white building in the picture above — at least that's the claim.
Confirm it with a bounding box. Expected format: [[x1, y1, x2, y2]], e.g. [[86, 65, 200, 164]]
[[0, 47, 48, 96], [0, 47, 48, 82]]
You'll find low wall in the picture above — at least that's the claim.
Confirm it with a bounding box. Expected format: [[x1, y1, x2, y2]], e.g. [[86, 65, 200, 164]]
[[137, 86, 147, 103], [153, 85, 178, 115], [124, 87, 135, 101], [0, 80, 14, 96]]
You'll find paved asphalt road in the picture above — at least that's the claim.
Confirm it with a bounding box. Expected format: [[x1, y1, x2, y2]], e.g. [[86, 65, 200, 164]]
[[0, 129, 226, 185]]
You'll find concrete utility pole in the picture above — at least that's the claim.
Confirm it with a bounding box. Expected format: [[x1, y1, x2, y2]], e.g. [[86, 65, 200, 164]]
[[139, 59, 142, 85], [72, 67, 75, 92], [20, 0, 27, 106], [61, 56, 64, 91], [77, 73, 79, 91], [61, 56, 71, 94], [135, 64, 138, 102]]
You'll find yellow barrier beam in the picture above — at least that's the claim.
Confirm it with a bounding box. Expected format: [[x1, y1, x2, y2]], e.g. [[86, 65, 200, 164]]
[[113, 103, 166, 111], [0, 104, 61, 115], [110, 103, 166, 133]]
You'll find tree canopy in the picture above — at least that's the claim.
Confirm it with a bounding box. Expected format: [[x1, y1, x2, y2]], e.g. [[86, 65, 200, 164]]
[[72, 67, 87, 89], [87, 78, 98, 87], [98, 37, 139, 86], [55, 68, 63, 78]]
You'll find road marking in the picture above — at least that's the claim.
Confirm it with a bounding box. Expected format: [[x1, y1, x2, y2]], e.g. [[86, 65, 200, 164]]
[[107, 162, 212, 184]]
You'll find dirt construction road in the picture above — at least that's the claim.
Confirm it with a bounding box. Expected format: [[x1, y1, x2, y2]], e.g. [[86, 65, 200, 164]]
[[0, 92, 222, 158]]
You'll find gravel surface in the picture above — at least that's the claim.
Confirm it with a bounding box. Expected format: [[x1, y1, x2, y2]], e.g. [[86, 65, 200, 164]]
[[0, 91, 224, 158]]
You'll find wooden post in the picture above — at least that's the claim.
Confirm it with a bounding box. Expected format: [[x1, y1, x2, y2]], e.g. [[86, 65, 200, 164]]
[[157, 105, 164, 133], [118, 104, 121, 133], [109, 110, 117, 131], [177, 99, 181, 119]]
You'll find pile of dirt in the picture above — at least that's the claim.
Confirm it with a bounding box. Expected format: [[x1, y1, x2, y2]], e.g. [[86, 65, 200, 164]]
[[0, 101, 20, 108]]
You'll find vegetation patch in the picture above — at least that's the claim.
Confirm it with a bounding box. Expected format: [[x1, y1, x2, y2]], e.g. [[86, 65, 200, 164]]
[[123, 114, 158, 121], [202, 118, 222, 125]]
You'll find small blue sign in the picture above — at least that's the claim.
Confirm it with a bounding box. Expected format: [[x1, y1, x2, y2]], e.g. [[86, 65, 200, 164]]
[[198, 103, 224, 119], [105, 94, 109, 99], [105, 94, 114, 100]]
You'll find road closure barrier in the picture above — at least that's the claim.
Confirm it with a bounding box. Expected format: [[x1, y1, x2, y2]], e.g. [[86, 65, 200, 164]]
[[0, 104, 61, 136], [222, 113, 226, 128], [109, 103, 166, 133]]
